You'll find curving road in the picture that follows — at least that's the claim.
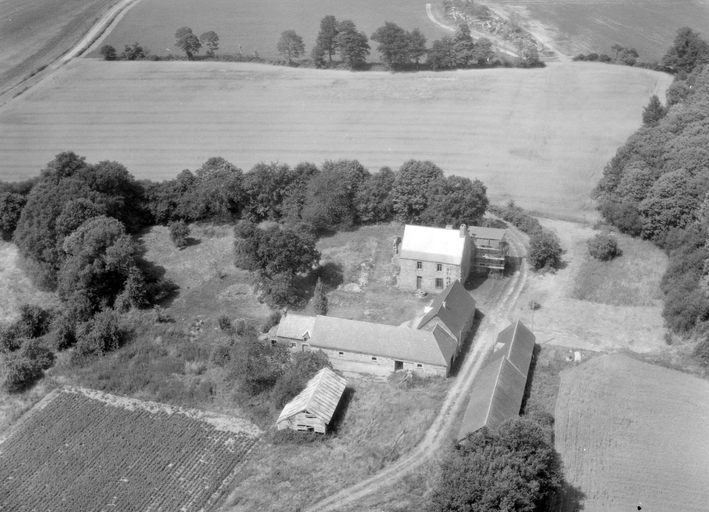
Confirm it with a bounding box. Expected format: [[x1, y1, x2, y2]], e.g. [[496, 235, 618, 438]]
[[306, 227, 528, 511]]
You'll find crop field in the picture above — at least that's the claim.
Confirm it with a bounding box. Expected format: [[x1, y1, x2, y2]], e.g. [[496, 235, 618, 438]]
[[0, 387, 261, 511], [0, 60, 671, 219], [555, 354, 709, 512], [0, 0, 118, 94], [91, 0, 449, 61], [487, 0, 709, 61]]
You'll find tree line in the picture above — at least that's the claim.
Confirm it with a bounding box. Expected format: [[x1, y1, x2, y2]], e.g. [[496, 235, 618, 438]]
[[591, 27, 709, 343]]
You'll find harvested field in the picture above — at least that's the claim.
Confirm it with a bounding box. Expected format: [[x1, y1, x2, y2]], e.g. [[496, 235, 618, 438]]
[[555, 354, 709, 512], [0, 387, 261, 511], [0, 60, 671, 219], [0, 0, 118, 94]]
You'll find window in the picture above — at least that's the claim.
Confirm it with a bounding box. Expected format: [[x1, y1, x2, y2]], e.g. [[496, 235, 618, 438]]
[[436, 263, 442, 271], [338, 351, 344, 357], [371, 356, 378, 362], [435, 278, 444, 289], [416, 261, 423, 269], [416, 363, 423, 368], [290, 342, 297, 349]]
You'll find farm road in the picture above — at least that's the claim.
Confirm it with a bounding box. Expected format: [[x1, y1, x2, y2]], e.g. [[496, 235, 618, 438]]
[[306, 228, 528, 511]]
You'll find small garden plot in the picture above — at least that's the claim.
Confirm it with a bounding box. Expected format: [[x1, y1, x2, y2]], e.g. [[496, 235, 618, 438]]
[[0, 387, 261, 512]]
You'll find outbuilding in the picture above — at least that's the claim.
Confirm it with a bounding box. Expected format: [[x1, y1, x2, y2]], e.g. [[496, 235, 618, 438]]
[[417, 280, 476, 356]]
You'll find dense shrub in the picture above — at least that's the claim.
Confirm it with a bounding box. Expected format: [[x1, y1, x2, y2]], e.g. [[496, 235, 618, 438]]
[[587, 232, 621, 260], [169, 220, 190, 247], [693, 337, 709, 366], [51, 314, 76, 350], [529, 230, 563, 270], [74, 309, 124, 360], [262, 311, 282, 334], [1, 352, 44, 391], [489, 202, 542, 235], [271, 350, 332, 408], [218, 315, 232, 331], [0, 192, 26, 239]]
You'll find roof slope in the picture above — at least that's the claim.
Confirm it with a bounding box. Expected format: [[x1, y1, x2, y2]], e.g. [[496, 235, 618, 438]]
[[490, 320, 535, 378], [311, 315, 455, 367], [276, 314, 316, 340], [277, 367, 347, 425], [468, 226, 506, 241], [417, 280, 476, 340], [400, 225, 467, 265]]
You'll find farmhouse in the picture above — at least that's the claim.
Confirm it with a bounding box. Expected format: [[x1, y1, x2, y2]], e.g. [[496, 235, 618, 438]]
[[468, 226, 508, 273], [274, 313, 316, 347], [417, 280, 476, 355], [277, 367, 347, 434], [396, 224, 472, 292], [458, 320, 535, 442]]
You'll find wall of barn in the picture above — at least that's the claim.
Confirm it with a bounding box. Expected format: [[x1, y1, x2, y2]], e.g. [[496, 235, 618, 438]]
[[277, 413, 327, 434], [314, 347, 448, 377]]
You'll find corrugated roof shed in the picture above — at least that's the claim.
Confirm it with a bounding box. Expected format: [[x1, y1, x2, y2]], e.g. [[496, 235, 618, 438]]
[[277, 367, 347, 426], [468, 226, 506, 241], [457, 320, 536, 442], [311, 315, 456, 367], [417, 280, 476, 341], [399, 225, 467, 265], [276, 314, 316, 340]]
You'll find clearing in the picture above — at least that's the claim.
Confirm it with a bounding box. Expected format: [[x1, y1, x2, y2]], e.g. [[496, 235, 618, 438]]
[[555, 354, 709, 512], [0, 60, 671, 220], [0, 387, 261, 511]]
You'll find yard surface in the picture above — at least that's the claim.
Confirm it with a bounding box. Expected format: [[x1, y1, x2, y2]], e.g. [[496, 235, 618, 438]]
[[0, 60, 671, 220], [555, 354, 709, 512], [0, 387, 262, 511]]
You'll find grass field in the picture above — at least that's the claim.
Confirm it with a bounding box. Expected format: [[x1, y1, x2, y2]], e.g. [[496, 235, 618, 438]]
[[0, 387, 261, 511], [555, 354, 709, 512], [90, 0, 449, 61], [0, 60, 671, 220], [487, 0, 709, 62], [0, 0, 118, 94]]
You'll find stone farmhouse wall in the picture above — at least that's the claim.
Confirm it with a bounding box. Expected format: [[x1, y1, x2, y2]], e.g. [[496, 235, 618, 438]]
[[398, 242, 472, 293]]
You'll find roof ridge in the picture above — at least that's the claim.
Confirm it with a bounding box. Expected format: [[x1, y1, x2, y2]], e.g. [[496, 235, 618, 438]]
[[482, 357, 506, 425]]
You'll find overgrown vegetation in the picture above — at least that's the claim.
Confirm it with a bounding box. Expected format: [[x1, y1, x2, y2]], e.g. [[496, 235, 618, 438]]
[[587, 232, 621, 261]]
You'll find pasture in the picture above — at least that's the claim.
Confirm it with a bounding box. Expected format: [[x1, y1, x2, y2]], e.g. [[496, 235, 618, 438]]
[[91, 0, 449, 61], [0, 387, 261, 511], [0, 0, 118, 94], [487, 0, 709, 62], [555, 354, 709, 512], [0, 60, 671, 220]]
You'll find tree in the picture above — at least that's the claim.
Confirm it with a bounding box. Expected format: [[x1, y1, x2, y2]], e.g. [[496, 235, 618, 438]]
[[0, 193, 26, 239], [241, 162, 294, 222], [427, 36, 457, 70], [1, 352, 43, 391], [642, 95, 667, 126], [315, 15, 339, 66], [175, 27, 201, 59], [100, 45, 117, 61], [336, 20, 370, 69], [277, 30, 305, 64], [391, 160, 445, 222], [432, 417, 563, 511], [453, 23, 476, 67], [406, 28, 427, 66], [355, 167, 396, 223], [121, 42, 145, 60], [271, 350, 332, 407], [587, 232, 621, 261], [529, 230, 563, 270], [75, 308, 124, 359], [312, 277, 328, 315], [420, 175, 489, 227], [371, 22, 410, 69], [169, 220, 190, 247], [661, 27, 709, 75], [472, 37, 494, 65], [199, 31, 219, 57]]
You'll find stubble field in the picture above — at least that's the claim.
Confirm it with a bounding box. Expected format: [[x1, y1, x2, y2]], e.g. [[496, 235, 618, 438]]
[[0, 60, 671, 220], [555, 354, 709, 512]]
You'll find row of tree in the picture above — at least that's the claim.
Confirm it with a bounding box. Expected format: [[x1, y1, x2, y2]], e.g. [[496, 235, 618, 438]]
[[592, 27, 709, 335], [100, 27, 220, 61]]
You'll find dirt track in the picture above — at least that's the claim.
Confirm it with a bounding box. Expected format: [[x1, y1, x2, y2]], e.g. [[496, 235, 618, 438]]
[[305, 227, 528, 511]]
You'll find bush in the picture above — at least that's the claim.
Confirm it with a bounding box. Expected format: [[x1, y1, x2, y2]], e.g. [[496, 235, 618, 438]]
[[587, 232, 621, 261], [0, 352, 43, 391], [599, 54, 612, 62], [218, 315, 232, 331], [529, 230, 563, 270], [169, 221, 190, 248], [51, 314, 76, 350], [587, 52, 599, 61], [262, 311, 282, 334], [693, 337, 709, 366], [20, 338, 54, 370], [75, 309, 124, 360], [210, 344, 232, 367], [100, 45, 117, 61]]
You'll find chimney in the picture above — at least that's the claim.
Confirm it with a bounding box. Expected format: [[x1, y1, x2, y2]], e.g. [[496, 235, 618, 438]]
[[445, 224, 453, 230], [460, 224, 467, 238]]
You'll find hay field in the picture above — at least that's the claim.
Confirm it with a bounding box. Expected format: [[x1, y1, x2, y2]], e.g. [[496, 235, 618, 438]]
[[0, 60, 671, 219], [487, 0, 709, 61], [0, 0, 118, 94], [555, 354, 709, 512], [91, 0, 449, 61]]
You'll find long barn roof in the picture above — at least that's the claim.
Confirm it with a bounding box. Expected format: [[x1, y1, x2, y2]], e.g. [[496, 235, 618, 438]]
[[399, 225, 467, 265], [277, 367, 347, 426], [276, 314, 316, 340]]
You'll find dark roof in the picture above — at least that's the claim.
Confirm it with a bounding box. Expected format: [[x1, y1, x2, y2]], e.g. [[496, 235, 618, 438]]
[[311, 316, 456, 367], [417, 280, 476, 342], [400, 225, 468, 265], [277, 368, 347, 425], [457, 320, 535, 442], [468, 226, 506, 241]]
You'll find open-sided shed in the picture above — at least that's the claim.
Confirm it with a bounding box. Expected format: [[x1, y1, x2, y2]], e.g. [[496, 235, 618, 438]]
[[276, 367, 347, 434]]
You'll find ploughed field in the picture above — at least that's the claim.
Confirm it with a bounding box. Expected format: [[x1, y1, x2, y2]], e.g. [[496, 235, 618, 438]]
[[0, 60, 671, 219], [555, 354, 709, 512], [0, 387, 261, 511]]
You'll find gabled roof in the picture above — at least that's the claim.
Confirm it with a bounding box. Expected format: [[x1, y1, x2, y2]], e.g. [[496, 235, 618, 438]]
[[276, 314, 316, 340], [468, 226, 506, 241], [277, 367, 347, 425], [417, 280, 476, 341], [311, 315, 455, 367], [488, 320, 535, 379], [399, 225, 467, 265]]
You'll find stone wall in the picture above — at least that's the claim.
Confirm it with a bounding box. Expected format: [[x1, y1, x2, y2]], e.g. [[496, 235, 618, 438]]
[[398, 259, 463, 292]]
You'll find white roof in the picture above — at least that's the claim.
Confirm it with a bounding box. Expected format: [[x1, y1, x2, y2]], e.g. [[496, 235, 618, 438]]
[[400, 225, 467, 265], [277, 367, 347, 425], [276, 314, 316, 340]]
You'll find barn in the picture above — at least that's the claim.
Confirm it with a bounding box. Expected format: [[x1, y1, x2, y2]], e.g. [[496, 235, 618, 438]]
[[457, 320, 535, 442], [417, 280, 476, 355], [274, 313, 316, 348], [276, 367, 347, 434]]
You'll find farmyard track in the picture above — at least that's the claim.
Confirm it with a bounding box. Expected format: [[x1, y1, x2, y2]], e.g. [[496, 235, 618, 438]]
[[306, 227, 528, 511]]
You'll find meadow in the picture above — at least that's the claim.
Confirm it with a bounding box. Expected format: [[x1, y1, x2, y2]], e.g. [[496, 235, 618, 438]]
[[555, 354, 709, 512], [0, 0, 118, 94], [0, 387, 261, 511], [0, 60, 671, 220]]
